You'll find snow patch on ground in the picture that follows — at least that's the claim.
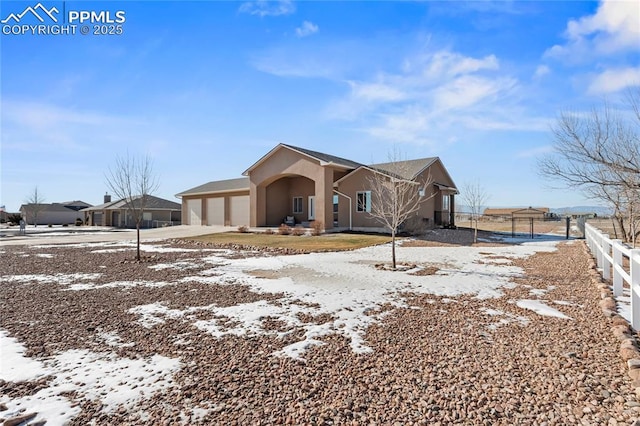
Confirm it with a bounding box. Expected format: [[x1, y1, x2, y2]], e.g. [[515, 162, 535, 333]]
[[128, 241, 559, 358], [617, 289, 631, 323], [0, 329, 180, 425], [0, 273, 102, 286], [516, 299, 572, 319]]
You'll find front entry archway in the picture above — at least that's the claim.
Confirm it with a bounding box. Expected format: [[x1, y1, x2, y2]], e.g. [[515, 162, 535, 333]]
[[263, 175, 315, 227]]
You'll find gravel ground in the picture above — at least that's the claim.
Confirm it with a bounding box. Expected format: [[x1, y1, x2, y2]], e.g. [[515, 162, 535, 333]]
[[1, 236, 639, 425]]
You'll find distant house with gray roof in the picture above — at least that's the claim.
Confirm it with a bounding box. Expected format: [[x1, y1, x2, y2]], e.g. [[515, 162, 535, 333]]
[[176, 143, 458, 231], [20, 201, 92, 225], [82, 194, 181, 228]]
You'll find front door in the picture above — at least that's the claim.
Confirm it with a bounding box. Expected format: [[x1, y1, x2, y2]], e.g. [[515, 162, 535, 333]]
[[308, 196, 315, 221]]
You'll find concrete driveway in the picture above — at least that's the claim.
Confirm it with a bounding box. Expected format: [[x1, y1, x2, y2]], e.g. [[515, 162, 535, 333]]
[[0, 225, 227, 246]]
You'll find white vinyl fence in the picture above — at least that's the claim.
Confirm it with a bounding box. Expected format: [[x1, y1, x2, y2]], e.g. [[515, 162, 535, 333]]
[[585, 223, 640, 329]]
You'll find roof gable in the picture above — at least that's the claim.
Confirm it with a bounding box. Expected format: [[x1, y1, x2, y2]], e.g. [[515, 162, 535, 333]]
[[243, 143, 362, 175], [335, 157, 457, 191]]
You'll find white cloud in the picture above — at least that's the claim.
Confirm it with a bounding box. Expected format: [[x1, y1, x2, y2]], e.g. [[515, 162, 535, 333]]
[[238, 0, 295, 17], [348, 81, 407, 102], [432, 75, 516, 110], [533, 65, 550, 80], [326, 48, 541, 145], [295, 21, 318, 38], [587, 67, 640, 95], [545, 0, 640, 59]]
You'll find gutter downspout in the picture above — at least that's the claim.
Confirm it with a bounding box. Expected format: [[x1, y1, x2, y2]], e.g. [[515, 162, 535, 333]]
[[333, 189, 352, 231]]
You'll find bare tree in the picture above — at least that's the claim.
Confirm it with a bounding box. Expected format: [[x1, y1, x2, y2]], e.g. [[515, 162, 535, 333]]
[[24, 186, 46, 227], [538, 86, 640, 243], [461, 181, 489, 243], [367, 152, 434, 269], [105, 154, 159, 261]]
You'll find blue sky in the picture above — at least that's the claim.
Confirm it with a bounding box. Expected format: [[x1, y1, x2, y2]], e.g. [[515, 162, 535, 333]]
[[1, 0, 639, 211]]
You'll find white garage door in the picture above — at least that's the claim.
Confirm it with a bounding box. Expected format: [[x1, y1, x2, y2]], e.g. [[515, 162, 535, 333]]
[[187, 199, 202, 225], [230, 195, 249, 226], [207, 197, 225, 226]]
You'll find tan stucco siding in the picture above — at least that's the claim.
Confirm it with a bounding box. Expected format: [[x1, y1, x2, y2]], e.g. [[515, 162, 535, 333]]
[[248, 147, 338, 229], [334, 163, 457, 230], [334, 168, 381, 229]]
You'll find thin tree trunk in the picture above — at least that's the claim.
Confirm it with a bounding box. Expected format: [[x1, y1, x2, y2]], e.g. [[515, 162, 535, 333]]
[[474, 218, 478, 243], [136, 223, 141, 261], [392, 230, 396, 270]]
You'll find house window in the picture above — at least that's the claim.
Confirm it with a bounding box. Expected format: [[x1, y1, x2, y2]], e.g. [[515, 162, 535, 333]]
[[293, 196, 303, 214], [442, 195, 450, 210], [419, 188, 426, 197], [356, 191, 371, 213]]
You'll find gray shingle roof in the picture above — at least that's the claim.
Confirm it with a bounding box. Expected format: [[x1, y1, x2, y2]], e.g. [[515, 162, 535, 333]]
[[176, 177, 249, 197], [281, 144, 363, 169], [368, 157, 437, 180], [82, 195, 181, 211], [20, 202, 93, 213]]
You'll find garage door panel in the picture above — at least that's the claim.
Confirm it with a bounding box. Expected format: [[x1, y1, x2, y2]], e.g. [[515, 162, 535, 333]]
[[207, 198, 224, 226], [230, 196, 249, 226], [187, 199, 202, 226]]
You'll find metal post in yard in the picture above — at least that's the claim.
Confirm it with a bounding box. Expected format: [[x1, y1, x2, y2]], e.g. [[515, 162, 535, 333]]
[[530, 218, 534, 239], [566, 217, 570, 239], [630, 249, 640, 330], [612, 240, 624, 297], [511, 216, 515, 238]]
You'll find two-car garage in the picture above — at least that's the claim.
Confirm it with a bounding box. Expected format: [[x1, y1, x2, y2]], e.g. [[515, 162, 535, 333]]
[[178, 178, 250, 227]]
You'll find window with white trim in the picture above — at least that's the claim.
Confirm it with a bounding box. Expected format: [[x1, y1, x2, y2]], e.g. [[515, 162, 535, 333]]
[[356, 191, 371, 213], [293, 197, 303, 214], [442, 195, 450, 210]]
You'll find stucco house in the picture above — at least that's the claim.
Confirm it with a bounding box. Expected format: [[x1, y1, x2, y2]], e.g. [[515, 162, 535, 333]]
[[177, 144, 458, 232], [20, 200, 92, 225], [82, 194, 182, 228]]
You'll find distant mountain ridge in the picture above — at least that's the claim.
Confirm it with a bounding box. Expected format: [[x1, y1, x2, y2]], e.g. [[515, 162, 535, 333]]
[[550, 206, 613, 216], [456, 205, 613, 216]]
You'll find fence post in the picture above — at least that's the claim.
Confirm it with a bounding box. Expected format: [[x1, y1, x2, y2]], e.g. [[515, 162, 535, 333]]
[[612, 240, 624, 297], [596, 231, 604, 269], [631, 249, 640, 330], [602, 234, 610, 280]]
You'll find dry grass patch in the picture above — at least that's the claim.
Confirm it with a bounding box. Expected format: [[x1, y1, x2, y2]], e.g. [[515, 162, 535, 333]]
[[183, 232, 391, 252]]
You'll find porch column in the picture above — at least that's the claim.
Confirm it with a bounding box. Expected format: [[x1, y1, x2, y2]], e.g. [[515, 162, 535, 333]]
[[449, 194, 455, 227], [250, 181, 266, 227]]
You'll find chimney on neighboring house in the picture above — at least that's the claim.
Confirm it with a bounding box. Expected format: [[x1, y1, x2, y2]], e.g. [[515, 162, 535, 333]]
[[104, 193, 112, 203]]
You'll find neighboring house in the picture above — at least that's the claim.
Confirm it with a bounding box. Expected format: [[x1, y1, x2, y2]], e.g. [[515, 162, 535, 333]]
[[483, 207, 550, 221], [177, 143, 458, 232], [19, 201, 92, 225], [82, 194, 182, 228]]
